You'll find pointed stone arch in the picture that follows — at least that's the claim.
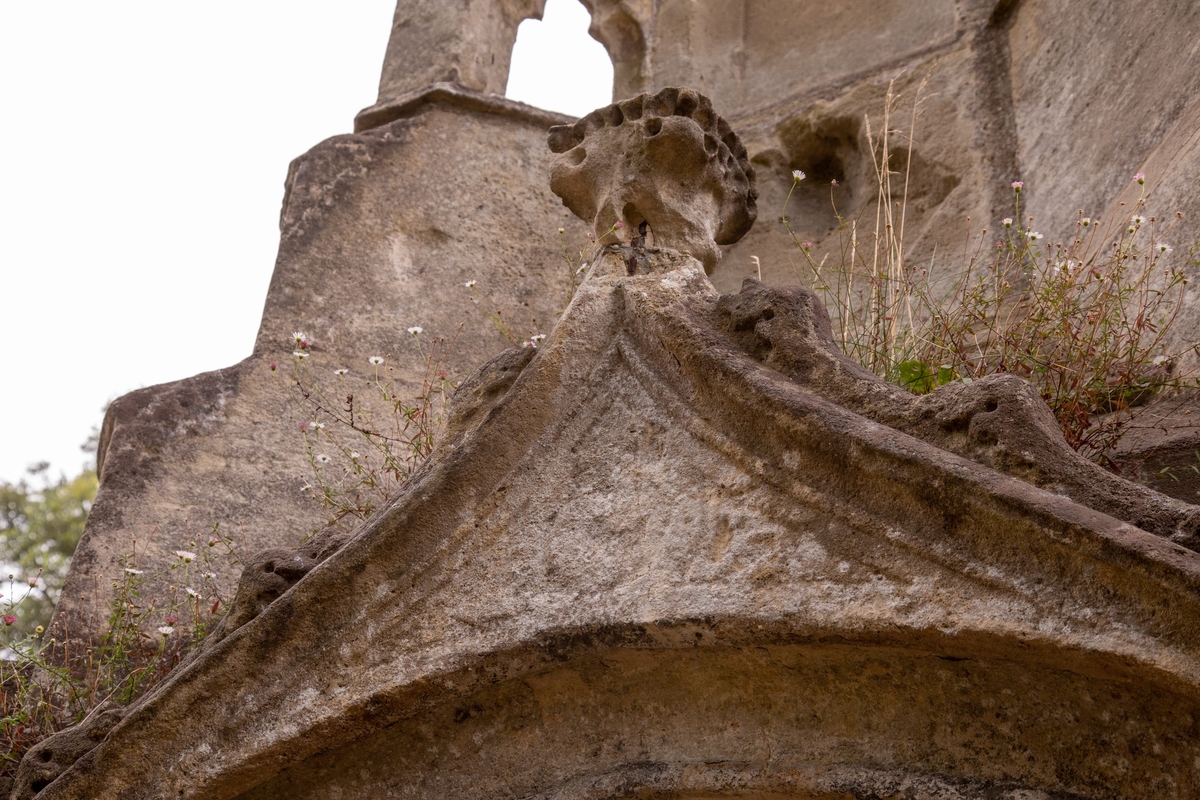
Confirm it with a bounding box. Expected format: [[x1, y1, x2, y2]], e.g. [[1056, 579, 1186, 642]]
[[578, 0, 649, 99], [505, 0, 615, 116]]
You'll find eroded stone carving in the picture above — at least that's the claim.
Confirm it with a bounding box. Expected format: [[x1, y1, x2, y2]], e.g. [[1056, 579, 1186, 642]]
[[716, 278, 1200, 549], [548, 87, 757, 273], [202, 529, 354, 650], [10, 701, 125, 800]]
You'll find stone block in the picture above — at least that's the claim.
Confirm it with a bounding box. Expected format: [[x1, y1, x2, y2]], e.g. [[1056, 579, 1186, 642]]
[[55, 89, 588, 642]]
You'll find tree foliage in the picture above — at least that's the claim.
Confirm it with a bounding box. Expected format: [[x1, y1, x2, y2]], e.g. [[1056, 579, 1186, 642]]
[[0, 467, 97, 637]]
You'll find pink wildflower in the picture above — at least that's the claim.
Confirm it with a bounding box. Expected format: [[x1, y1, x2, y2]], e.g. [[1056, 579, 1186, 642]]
[[1011, 181, 1024, 191], [1134, 172, 1146, 185], [3, 615, 16, 626]]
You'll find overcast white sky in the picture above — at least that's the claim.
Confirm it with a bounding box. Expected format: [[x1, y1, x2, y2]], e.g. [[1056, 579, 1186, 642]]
[[0, 0, 612, 483]]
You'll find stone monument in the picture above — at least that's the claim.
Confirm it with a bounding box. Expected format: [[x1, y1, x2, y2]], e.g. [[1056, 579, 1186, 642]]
[[24, 1, 1200, 798]]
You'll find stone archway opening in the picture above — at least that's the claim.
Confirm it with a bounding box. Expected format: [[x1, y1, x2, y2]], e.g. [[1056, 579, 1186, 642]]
[[505, 0, 614, 118]]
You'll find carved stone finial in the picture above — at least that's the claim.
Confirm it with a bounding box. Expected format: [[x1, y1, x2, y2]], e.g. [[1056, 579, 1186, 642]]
[[548, 87, 757, 272]]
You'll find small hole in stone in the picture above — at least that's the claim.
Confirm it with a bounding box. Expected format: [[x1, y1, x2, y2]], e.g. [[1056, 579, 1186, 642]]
[[652, 88, 678, 115], [262, 561, 275, 573], [32, 780, 51, 792], [984, 399, 999, 412], [645, 117, 662, 137], [567, 146, 586, 166], [704, 134, 718, 156], [608, 105, 624, 126], [38, 750, 52, 763]]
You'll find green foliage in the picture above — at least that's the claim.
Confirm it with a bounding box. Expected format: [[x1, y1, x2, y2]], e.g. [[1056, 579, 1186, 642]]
[[0, 468, 97, 637], [895, 359, 957, 394]]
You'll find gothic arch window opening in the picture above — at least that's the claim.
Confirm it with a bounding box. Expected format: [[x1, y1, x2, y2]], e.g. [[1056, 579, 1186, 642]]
[[505, 0, 614, 118]]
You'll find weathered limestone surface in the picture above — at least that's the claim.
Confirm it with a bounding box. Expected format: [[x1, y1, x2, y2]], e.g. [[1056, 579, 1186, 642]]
[[580, 0, 959, 119], [29, 248, 1200, 799], [56, 90, 587, 641], [40, 0, 1200, 796], [67, 0, 1192, 628]]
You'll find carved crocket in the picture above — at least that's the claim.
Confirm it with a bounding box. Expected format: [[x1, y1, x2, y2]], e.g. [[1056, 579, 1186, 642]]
[[716, 278, 1200, 550]]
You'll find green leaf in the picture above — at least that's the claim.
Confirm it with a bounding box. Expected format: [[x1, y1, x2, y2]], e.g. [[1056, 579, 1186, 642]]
[[896, 359, 937, 394]]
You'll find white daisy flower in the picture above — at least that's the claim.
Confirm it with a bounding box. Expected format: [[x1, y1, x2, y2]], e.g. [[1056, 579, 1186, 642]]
[[175, 551, 196, 563], [315, 454, 331, 465], [158, 626, 175, 636], [368, 356, 385, 366], [407, 326, 423, 335]]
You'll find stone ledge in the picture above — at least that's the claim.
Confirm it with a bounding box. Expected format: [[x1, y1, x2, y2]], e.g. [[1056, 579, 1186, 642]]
[[354, 82, 576, 133]]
